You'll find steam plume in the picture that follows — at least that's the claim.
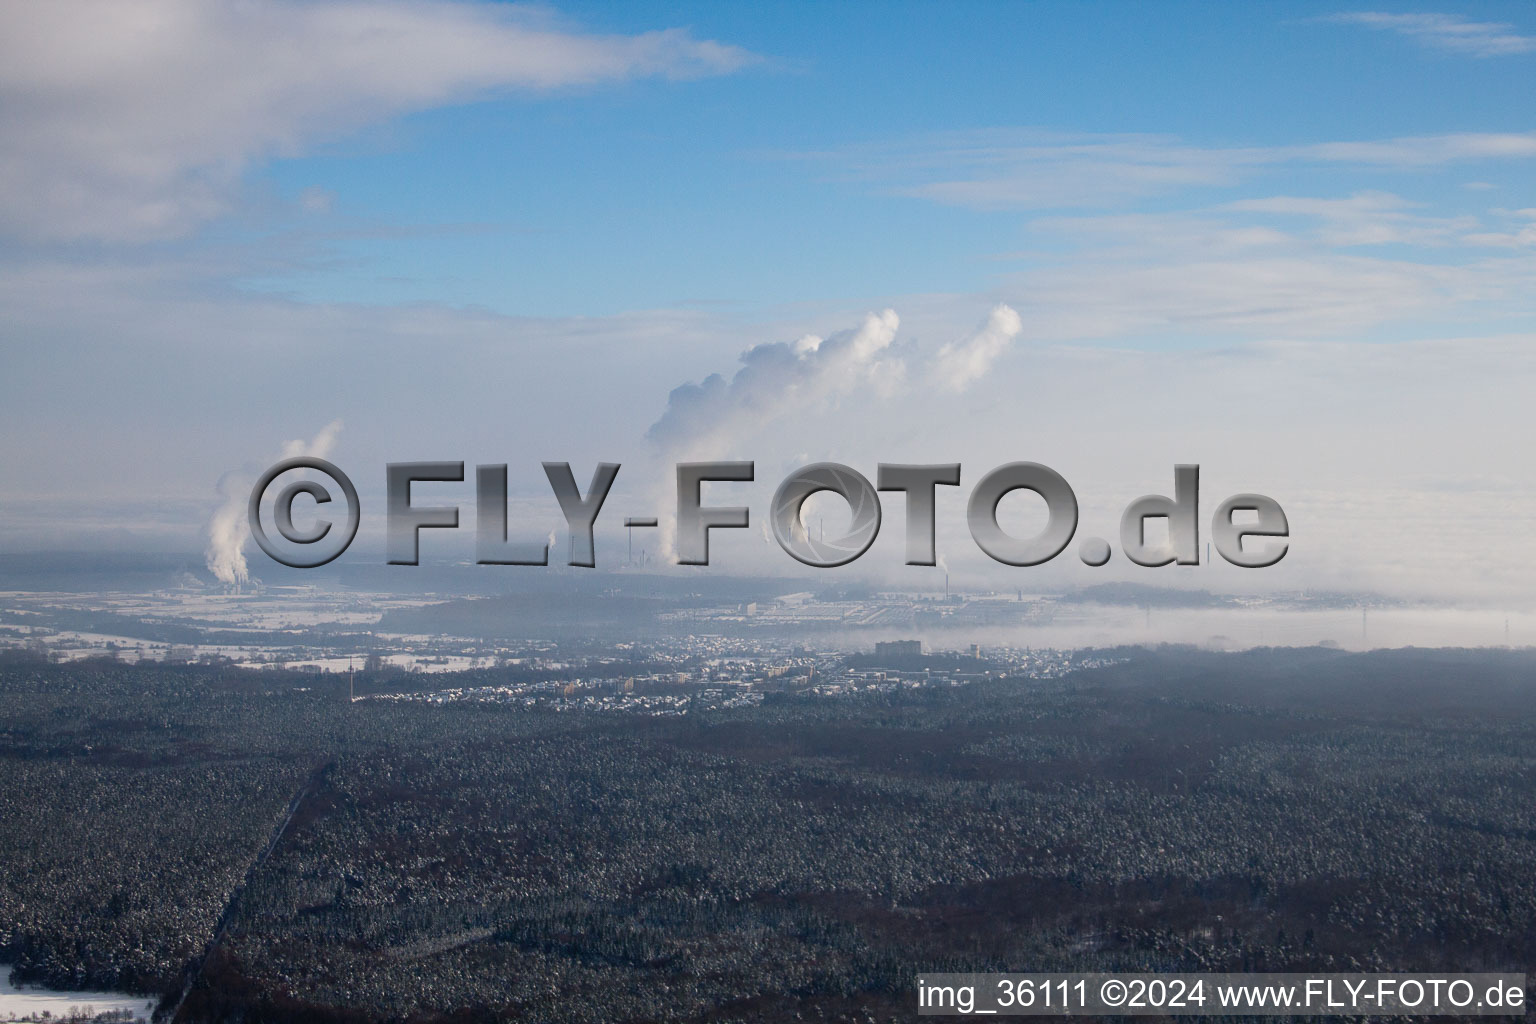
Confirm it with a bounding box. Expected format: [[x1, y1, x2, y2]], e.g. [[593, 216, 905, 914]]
[[646, 310, 901, 558], [648, 309, 901, 454], [935, 304, 1023, 391], [644, 304, 1022, 562], [205, 420, 343, 585]]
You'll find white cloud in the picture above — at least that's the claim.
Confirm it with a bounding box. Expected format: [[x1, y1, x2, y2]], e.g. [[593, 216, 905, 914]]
[[980, 199, 1533, 342], [1007, 254, 1494, 339], [1463, 208, 1536, 248], [1221, 191, 1478, 247], [865, 130, 1255, 209], [1299, 133, 1536, 164], [0, 0, 755, 241], [1322, 12, 1536, 58], [823, 129, 1536, 211]]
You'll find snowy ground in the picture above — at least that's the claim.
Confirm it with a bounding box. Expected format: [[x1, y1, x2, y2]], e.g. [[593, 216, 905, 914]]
[[0, 973, 154, 1022]]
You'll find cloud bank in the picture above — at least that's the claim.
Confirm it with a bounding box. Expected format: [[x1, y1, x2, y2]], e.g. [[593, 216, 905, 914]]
[[0, 0, 755, 241]]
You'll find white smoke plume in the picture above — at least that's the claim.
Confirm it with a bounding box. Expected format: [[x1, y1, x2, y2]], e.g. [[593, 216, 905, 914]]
[[205, 420, 343, 585], [206, 476, 254, 586], [280, 419, 343, 462], [647, 308, 902, 457], [935, 304, 1023, 392], [644, 305, 1023, 562], [646, 310, 901, 558]]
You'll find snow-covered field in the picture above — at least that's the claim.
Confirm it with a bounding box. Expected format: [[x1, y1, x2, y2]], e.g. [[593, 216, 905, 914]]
[[0, 587, 518, 674], [0, 973, 153, 1022]]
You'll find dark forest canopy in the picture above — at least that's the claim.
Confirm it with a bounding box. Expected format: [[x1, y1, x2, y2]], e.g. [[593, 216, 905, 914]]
[[0, 646, 1533, 1022]]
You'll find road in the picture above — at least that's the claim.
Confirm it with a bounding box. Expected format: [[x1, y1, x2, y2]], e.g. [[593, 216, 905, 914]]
[[159, 758, 334, 1023]]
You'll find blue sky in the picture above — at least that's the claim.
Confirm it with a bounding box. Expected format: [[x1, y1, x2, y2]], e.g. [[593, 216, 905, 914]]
[[0, 1, 1533, 601], [228, 1, 1536, 316]]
